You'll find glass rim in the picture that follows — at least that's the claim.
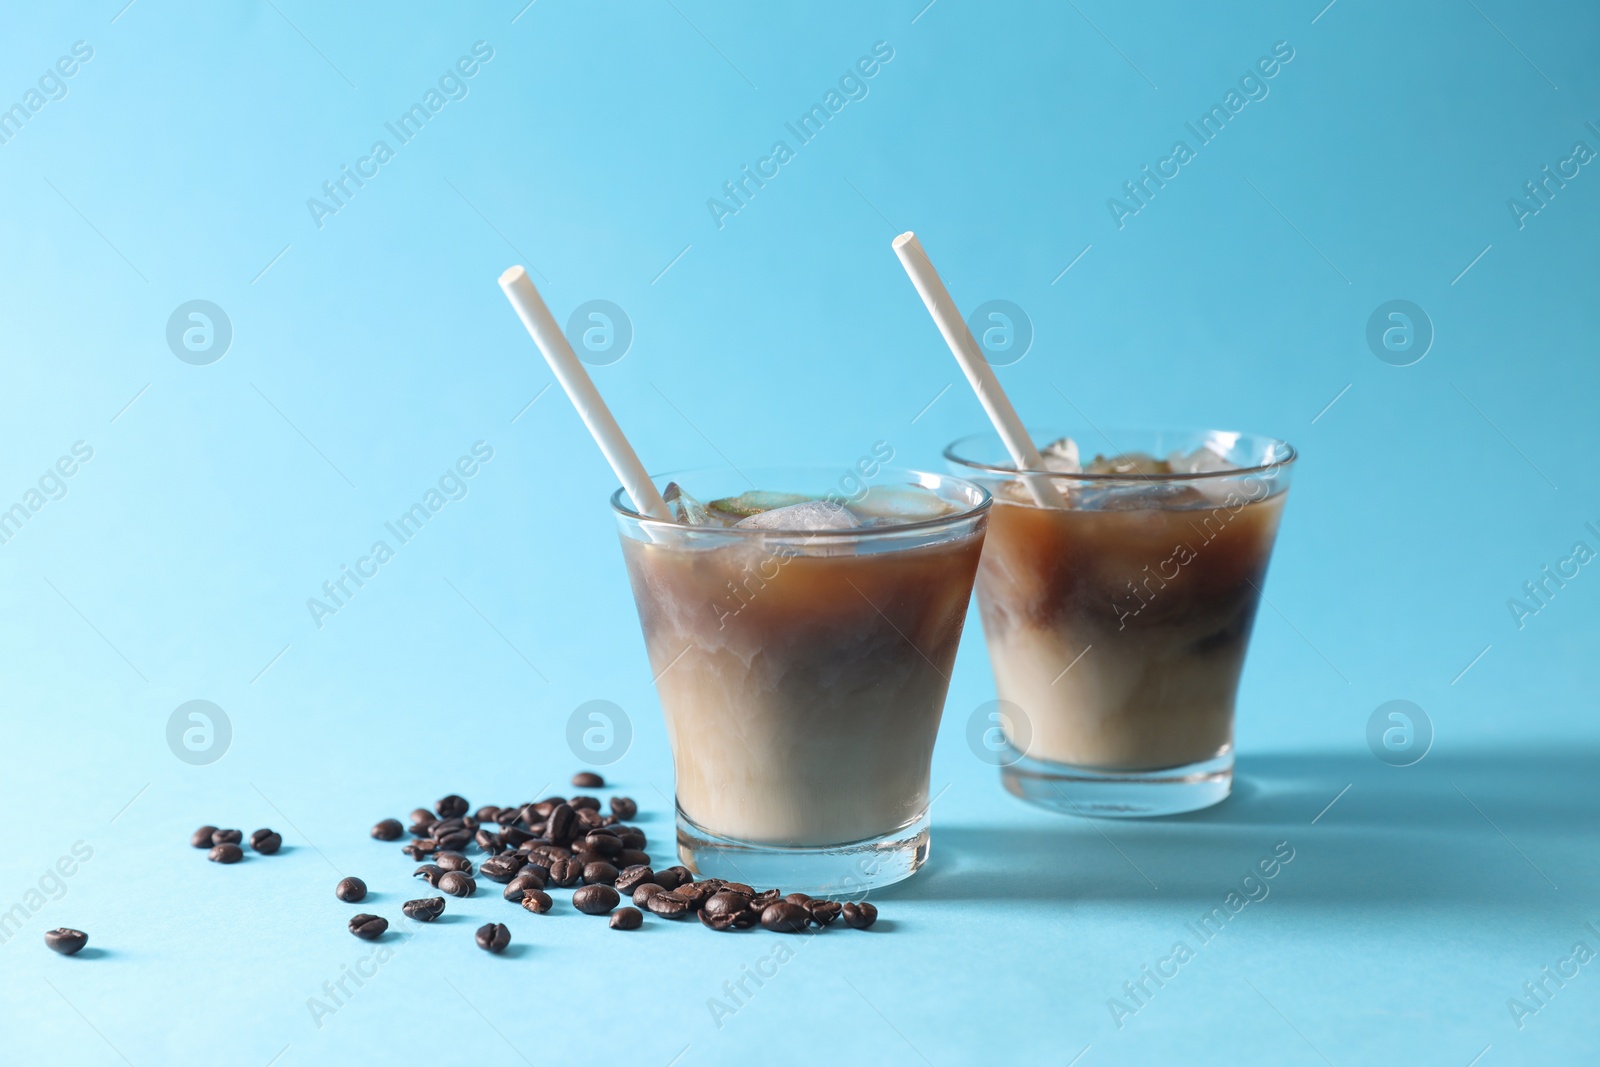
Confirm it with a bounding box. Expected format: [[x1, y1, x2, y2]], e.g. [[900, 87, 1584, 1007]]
[[943, 427, 1298, 483], [608, 463, 992, 539]]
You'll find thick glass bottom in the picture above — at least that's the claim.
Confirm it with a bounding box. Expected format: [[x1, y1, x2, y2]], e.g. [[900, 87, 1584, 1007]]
[[1001, 747, 1233, 817], [676, 805, 930, 897]]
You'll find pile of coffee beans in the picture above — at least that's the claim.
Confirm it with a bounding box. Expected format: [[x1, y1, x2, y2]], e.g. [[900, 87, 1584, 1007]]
[[345, 771, 880, 949]]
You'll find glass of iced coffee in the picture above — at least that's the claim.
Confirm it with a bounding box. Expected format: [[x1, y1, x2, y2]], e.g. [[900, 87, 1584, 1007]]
[[946, 428, 1295, 816], [612, 465, 990, 894]]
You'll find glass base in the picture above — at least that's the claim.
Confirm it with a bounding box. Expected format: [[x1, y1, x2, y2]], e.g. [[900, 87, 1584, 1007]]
[[676, 805, 929, 897], [1000, 748, 1233, 817]]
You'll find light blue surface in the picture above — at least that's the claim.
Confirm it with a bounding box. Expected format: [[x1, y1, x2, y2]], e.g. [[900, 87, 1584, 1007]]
[[2, 1, 1597, 1064]]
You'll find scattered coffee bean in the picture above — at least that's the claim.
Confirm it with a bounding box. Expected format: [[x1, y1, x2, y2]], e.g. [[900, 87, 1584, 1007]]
[[582, 861, 619, 887], [582, 832, 622, 858], [750, 889, 782, 910], [678, 882, 719, 911], [208, 843, 243, 864], [609, 796, 638, 819], [349, 914, 387, 940], [403, 897, 445, 922], [547, 857, 583, 888], [479, 855, 525, 883], [475, 922, 511, 954], [610, 907, 643, 930], [655, 866, 692, 892], [569, 795, 601, 812], [413, 865, 445, 887], [501, 826, 533, 848], [841, 902, 878, 929], [336, 877, 368, 902], [434, 852, 473, 874], [699, 909, 739, 931], [633, 883, 665, 907], [191, 826, 218, 849], [704, 891, 752, 918], [402, 840, 438, 860], [250, 829, 282, 854], [533, 796, 565, 818], [439, 871, 476, 898], [409, 809, 437, 836], [614, 865, 655, 894], [436, 795, 469, 819], [474, 805, 503, 824], [44, 928, 88, 955], [503, 873, 544, 901], [211, 829, 243, 847], [434, 831, 472, 852], [519, 889, 554, 914], [475, 829, 503, 852], [544, 804, 578, 846], [573, 884, 620, 915], [646, 891, 690, 919], [760, 901, 810, 933], [616, 829, 647, 850], [371, 818, 404, 841], [575, 807, 605, 830], [722, 881, 755, 896], [784, 892, 812, 905], [571, 771, 604, 788], [806, 900, 842, 926]]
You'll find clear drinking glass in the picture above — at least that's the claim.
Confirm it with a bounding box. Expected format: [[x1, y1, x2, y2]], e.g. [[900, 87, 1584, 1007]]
[[946, 429, 1295, 816], [612, 465, 990, 894]]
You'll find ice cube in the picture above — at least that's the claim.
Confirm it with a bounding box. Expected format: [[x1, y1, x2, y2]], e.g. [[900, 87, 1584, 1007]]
[[663, 482, 713, 525], [1167, 446, 1233, 474], [707, 490, 811, 519], [849, 484, 955, 525], [734, 500, 861, 531], [1039, 435, 1081, 473], [1084, 451, 1172, 476]]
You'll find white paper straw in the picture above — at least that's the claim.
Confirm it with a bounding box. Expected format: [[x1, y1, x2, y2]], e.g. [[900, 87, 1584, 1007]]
[[891, 232, 1066, 508], [498, 266, 672, 522]]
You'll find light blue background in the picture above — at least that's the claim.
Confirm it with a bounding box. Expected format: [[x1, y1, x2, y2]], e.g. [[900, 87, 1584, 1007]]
[[2, 1, 1597, 1064]]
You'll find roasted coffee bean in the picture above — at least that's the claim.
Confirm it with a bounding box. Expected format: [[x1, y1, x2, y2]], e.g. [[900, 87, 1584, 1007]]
[[403, 897, 446, 922], [721, 881, 754, 896], [371, 818, 404, 841], [732, 908, 761, 929], [44, 928, 88, 955], [610, 907, 643, 930], [750, 889, 782, 910], [414, 864, 445, 887], [475, 829, 503, 852], [609, 796, 638, 819], [191, 826, 219, 849], [614, 865, 655, 894], [402, 840, 438, 860], [435, 831, 472, 852], [616, 829, 647, 850], [570, 851, 604, 870], [208, 843, 244, 864], [475, 922, 511, 954], [211, 829, 243, 847], [784, 892, 812, 906], [632, 883, 665, 907], [501, 826, 533, 848], [655, 866, 692, 892], [572, 884, 620, 915], [519, 889, 554, 914], [336, 877, 368, 902], [699, 909, 738, 931], [575, 808, 605, 831], [533, 797, 565, 818], [600, 815, 620, 827], [461, 815, 481, 832], [760, 901, 810, 933], [547, 857, 583, 888], [479, 855, 525, 883], [409, 809, 437, 835], [349, 914, 388, 940], [704, 891, 752, 918], [615, 849, 651, 870], [438, 872, 477, 898], [678, 882, 720, 911], [841, 902, 878, 929], [474, 806, 503, 824], [544, 804, 578, 846], [249, 829, 282, 854], [571, 771, 604, 788], [582, 833, 622, 859], [569, 795, 601, 811], [435, 852, 473, 874], [436, 795, 469, 819], [806, 900, 842, 926], [582, 861, 619, 886], [647, 891, 690, 918]]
